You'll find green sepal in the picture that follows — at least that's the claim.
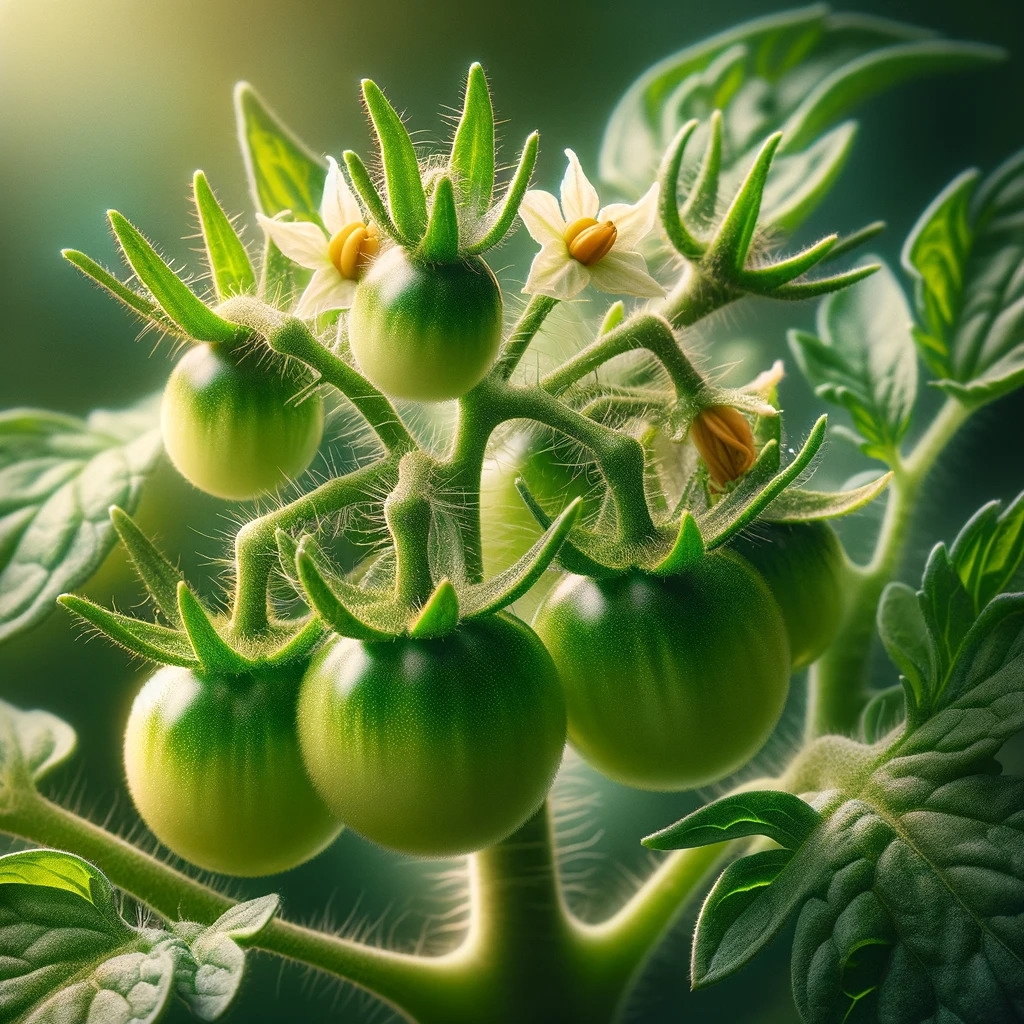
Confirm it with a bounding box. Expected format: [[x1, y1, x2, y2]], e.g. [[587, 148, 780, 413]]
[[294, 539, 395, 641], [418, 175, 461, 262], [343, 150, 404, 243], [658, 119, 704, 259], [707, 131, 782, 273], [697, 416, 828, 548], [361, 78, 428, 243], [734, 233, 838, 292], [61, 250, 182, 335], [192, 171, 256, 301], [650, 512, 704, 576], [768, 260, 880, 300], [263, 615, 328, 666], [110, 506, 183, 625], [682, 109, 723, 229], [57, 594, 198, 668], [762, 473, 892, 523], [233, 82, 326, 222], [822, 221, 886, 264], [408, 579, 460, 639], [466, 131, 539, 253], [107, 210, 241, 344], [176, 582, 247, 675], [463, 498, 583, 617], [449, 62, 495, 218], [643, 789, 821, 851]]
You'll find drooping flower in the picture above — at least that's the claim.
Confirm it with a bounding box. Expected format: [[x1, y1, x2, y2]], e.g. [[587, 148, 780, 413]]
[[256, 157, 379, 316], [690, 406, 757, 489], [518, 150, 663, 300]]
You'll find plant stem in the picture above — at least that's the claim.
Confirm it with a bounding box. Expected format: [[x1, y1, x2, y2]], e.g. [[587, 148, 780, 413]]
[[806, 397, 971, 736], [495, 294, 558, 379]]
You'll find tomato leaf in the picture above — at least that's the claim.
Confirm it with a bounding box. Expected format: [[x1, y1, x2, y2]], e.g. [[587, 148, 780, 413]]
[[949, 491, 1024, 612], [789, 261, 917, 464], [0, 399, 163, 643], [0, 848, 280, 1023], [0, 701, 76, 816], [902, 150, 1024, 407], [600, 6, 1002, 231], [660, 497, 1024, 1022]]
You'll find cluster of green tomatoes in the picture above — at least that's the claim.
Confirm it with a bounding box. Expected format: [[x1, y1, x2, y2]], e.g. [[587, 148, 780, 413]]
[[132, 239, 847, 876]]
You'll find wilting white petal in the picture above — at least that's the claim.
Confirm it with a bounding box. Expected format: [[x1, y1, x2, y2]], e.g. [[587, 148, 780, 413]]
[[294, 267, 355, 316], [559, 149, 600, 223], [522, 242, 589, 299], [320, 157, 363, 235], [586, 249, 664, 298], [256, 214, 331, 270], [518, 190, 566, 246], [600, 183, 660, 250]]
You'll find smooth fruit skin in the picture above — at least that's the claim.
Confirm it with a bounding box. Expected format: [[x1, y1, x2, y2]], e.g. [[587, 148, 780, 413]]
[[297, 613, 566, 857], [125, 664, 341, 877], [533, 554, 790, 791], [481, 428, 604, 618], [348, 247, 503, 402], [730, 521, 847, 670], [161, 343, 324, 501]]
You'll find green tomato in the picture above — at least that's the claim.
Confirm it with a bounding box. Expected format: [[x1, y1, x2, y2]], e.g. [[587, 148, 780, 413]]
[[481, 428, 605, 617], [297, 613, 566, 856], [161, 343, 324, 501], [124, 663, 341, 877], [348, 246, 503, 402], [533, 553, 790, 791], [729, 521, 848, 670]]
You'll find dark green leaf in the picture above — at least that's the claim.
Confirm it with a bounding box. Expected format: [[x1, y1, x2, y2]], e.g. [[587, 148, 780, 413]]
[[902, 150, 1024, 406], [763, 473, 892, 522], [644, 790, 820, 851], [789, 261, 917, 463], [600, 7, 1002, 230], [192, 171, 256, 300], [859, 684, 906, 744], [234, 82, 326, 222], [950, 491, 1024, 614], [877, 582, 934, 709], [449, 63, 495, 218], [0, 400, 162, 642], [108, 211, 241, 344], [0, 701, 76, 815], [361, 79, 428, 243]]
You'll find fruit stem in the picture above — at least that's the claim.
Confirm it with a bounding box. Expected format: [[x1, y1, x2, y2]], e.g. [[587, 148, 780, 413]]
[[493, 293, 558, 379], [386, 453, 439, 607]]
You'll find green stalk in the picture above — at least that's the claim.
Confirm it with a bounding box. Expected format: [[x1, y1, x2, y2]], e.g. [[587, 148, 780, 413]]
[[494, 294, 559, 379]]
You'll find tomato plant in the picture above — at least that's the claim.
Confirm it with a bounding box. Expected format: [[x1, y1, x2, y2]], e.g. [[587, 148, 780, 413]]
[[2, 11, 1022, 1024], [162, 342, 324, 500]]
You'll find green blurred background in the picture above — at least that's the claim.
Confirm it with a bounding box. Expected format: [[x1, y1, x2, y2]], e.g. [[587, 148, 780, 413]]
[[1, 1, 1022, 1021]]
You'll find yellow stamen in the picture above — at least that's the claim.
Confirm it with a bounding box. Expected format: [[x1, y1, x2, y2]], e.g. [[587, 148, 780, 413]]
[[564, 217, 617, 267], [690, 406, 757, 489], [327, 222, 379, 280]]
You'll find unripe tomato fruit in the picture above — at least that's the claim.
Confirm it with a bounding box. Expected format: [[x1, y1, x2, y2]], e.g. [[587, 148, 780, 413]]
[[161, 343, 324, 501], [348, 247, 503, 402], [729, 521, 847, 670], [297, 613, 566, 856], [124, 664, 341, 877], [533, 553, 790, 791], [480, 428, 604, 617]]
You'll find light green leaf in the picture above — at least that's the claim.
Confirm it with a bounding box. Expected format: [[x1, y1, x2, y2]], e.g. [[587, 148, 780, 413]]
[[0, 701, 76, 811], [192, 171, 257, 301], [600, 6, 1002, 230], [789, 260, 917, 463], [903, 150, 1024, 406], [0, 399, 163, 642]]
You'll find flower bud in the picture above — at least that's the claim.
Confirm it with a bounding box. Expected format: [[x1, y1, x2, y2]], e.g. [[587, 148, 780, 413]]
[[564, 217, 617, 267], [691, 405, 756, 488]]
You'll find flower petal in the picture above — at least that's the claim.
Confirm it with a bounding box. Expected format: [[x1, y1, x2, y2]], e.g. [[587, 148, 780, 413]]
[[256, 213, 331, 270], [522, 243, 589, 299], [294, 267, 355, 316], [587, 249, 665, 298], [600, 183, 659, 250], [518, 190, 566, 245], [560, 149, 600, 223], [321, 156, 363, 235]]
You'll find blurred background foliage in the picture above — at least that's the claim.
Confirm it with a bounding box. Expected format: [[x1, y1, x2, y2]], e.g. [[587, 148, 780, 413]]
[[1, 1, 1022, 1020]]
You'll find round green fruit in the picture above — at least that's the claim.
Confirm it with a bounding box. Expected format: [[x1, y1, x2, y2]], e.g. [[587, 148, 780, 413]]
[[348, 246, 503, 402], [161, 343, 323, 501], [124, 664, 340, 877], [730, 521, 847, 670], [532, 553, 790, 791], [297, 613, 566, 856]]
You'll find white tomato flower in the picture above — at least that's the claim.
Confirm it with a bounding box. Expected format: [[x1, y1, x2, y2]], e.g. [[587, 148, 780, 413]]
[[518, 150, 663, 300], [256, 157, 379, 316]]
